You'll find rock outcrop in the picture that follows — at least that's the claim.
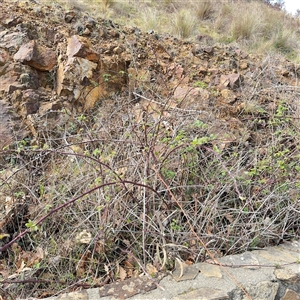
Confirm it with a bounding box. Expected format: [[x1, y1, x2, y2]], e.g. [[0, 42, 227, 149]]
[[1, 0, 299, 150]]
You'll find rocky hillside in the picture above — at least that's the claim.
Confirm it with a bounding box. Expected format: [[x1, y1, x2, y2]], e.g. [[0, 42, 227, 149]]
[[0, 0, 299, 298]]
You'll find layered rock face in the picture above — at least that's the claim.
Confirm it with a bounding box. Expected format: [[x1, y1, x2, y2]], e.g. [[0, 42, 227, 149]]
[[1, 0, 299, 150]]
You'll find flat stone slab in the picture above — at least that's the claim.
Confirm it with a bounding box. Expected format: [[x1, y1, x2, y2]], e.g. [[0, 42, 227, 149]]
[[28, 240, 300, 300], [172, 259, 199, 281], [197, 262, 222, 278], [173, 287, 229, 300]]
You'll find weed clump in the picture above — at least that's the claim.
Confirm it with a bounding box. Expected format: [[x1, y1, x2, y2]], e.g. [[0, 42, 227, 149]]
[[1, 70, 299, 296]]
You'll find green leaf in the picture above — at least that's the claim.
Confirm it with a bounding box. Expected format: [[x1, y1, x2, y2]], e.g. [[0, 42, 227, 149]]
[[191, 136, 210, 146], [25, 220, 38, 232]]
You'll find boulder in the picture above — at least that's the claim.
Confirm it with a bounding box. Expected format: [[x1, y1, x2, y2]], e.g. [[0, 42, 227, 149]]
[[14, 40, 56, 71]]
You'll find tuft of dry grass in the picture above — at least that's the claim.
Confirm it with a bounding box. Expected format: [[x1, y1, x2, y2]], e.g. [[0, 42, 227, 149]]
[[139, 7, 161, 32], [172, 9, 197, 39], [231, 12, 259, 40], [271, 28, 298, 54], [99, 0, 115, 12], [194, 0, 214, 20]]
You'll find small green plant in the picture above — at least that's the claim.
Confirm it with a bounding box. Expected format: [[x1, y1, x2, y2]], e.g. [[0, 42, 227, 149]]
[[193, 81, 207, 88], [193, 120, 208, 129], [170, 129, 187, 147], [103, 73, 111, 82], [170, 219, 182, 231], [162, 168, 176, 180], [77, 114, 87, 122], [191, 135, 212, 146], [250, 236, 259, 248], [16, 138, 30, 152], [211, 89, 218, 96], [275, 101, 288, 117], [92, 148, 101, 157], [25, 220, 38, 232], [39, 182, 45, 198], [269, 101, 290, 126], [14, 191, 25, 198], [274, 263, 282, 269]]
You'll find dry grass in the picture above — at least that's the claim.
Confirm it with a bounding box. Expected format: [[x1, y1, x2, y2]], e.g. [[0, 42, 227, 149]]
[[172, 9, 197, 39], [271, 28, 298, 54], [230, 4, 262, 40], [139, 7, 162, 32], [194, 0, 214, 20], [98, 0, 115, 13], [48, 0, 300, 60], [1, 58, 299, 297]]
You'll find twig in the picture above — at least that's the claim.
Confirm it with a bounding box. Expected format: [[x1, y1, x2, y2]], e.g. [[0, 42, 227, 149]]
[[132, 92, 208, 114], [124, 250, 165, 291], [154, 169, 253, 300], [0, 180, 162, 253]]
